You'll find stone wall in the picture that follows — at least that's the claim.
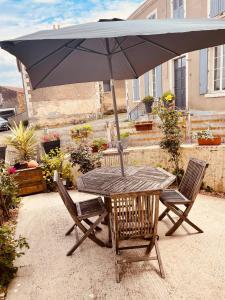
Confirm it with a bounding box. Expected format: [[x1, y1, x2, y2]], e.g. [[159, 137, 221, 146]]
[[104, 144, 225, 192]]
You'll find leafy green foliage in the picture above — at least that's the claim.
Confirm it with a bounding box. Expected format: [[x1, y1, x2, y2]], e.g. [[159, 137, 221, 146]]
[[192, 128, 214, 140], [70, 144, 102, 174], [92, 138, 107, 149], [0, 162, 20, 221], [154, 98, 183, 185], [71, 124, 93, 142], [120, 132, 130, 139], [0, 225, 29, 288], [41, 149, 73, 191], [7, 122, 37, 161], [142, 95, 154, 104]]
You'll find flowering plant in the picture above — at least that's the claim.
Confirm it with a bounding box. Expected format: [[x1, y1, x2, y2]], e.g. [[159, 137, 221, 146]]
[[42, 132, 60, 142], [161, 91, 175, 103]]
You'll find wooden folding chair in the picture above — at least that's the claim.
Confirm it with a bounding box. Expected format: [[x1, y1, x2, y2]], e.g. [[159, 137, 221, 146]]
[[54, 171, 108, 256], [159, 158, 208, 236], [110, 191, 165, 283]]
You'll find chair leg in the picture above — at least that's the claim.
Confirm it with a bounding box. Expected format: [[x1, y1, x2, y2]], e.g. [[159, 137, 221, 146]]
[[159, 208, 170, 221], [165, 204, 203, 236], [145, 237, 155, 255], [155, 239, 165, 279], [66, 212, 107, 256], [65, 224, 75, 236], [83, 219, 102, 231]]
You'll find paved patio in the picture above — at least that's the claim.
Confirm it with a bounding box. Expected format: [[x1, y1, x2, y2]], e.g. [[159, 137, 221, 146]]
[[6, 191, 225, 300]]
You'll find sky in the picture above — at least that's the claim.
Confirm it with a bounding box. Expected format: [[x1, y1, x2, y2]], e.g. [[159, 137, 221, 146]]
[[0, 0, 144, 87]]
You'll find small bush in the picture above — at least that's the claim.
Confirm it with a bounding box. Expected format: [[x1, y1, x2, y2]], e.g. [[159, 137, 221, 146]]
[[0, 225, 29, 289], [70, 144, 102, 174]]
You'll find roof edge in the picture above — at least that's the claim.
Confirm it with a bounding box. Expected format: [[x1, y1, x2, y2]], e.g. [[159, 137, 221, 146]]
[[128, 0, 157, 20]]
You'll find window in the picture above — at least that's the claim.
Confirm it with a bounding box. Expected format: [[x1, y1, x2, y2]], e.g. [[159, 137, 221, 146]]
[[173, 0, 184, 18], [148, 13, 156, 20], [144, 72, 149, 96], [103, 80, 111, 92], [152, 68, 156, 97], [133, 78, 140, 101], [210, 0, 225, 18], [213, 45, 225, 91]]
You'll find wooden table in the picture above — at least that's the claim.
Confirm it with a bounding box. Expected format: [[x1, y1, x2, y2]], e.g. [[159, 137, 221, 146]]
[[77, 166, 176, 246]]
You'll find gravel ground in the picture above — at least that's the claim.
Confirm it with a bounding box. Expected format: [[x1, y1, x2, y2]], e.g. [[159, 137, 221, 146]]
[[6, 192, 225, 300]]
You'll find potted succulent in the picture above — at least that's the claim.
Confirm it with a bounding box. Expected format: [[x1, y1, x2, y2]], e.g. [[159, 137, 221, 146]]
[[91, 138, 108, 153], [42, 131, 60, 154], [0, 144, 7, 161], [6, 122, 37, 169], [142, 95, 154, 113], [193, 129, 222, 146], [71, 124, 93, 142]]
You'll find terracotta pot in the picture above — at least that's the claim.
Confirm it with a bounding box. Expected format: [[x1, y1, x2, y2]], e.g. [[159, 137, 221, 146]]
[[92, 143, 108, 153], [198, 137, 221, 146], [135, 121, 153, 131], [42, 140, 60, 154]]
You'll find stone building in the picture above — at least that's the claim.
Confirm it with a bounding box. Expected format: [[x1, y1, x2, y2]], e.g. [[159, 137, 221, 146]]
[[19, 62, 126, 127], [0, 85, 25, 119], [126, 0, 225, 115]]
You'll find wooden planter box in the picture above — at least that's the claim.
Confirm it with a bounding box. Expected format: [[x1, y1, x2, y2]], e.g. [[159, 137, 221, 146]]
[[42, 140, 60, 154], [198, 137, 222, 146], [135, 121, 153, 131], [15, 167, 46, 196]]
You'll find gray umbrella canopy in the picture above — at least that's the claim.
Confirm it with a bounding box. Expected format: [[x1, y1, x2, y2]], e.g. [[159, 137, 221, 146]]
[[2, 18, 225, 176], [2, 19, 225, 89]]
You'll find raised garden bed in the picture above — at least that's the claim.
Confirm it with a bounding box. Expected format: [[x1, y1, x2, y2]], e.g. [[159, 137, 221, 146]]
[[135, 121, 153, 131], [15, 167, 46, 196]]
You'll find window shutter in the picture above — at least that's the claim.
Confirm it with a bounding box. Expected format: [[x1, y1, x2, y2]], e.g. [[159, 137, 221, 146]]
[[144, 72, 149, 96], [199, 49, 208, 95], [210, 0, 219, 17], [133, 79, 140, 100], [103, 80, 111, 92], [220, 0, 225, 13], [155, 65, 162, 98]]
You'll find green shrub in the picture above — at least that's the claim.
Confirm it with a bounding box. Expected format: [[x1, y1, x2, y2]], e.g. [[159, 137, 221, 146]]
[[70, 144, 102, 174], [0, 162, 20, 221], [41, 149, 73, 191], [0, 225, 29, 289], [142, 95, 154, 104]]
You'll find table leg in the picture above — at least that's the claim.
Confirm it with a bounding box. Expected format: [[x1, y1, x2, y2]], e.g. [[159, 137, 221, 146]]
[[104, 196, 112, 248]]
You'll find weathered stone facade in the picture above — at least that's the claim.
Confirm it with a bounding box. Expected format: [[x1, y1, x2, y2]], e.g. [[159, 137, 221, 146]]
[[0, 86, 25, 114], [19, 63, 126, 127]]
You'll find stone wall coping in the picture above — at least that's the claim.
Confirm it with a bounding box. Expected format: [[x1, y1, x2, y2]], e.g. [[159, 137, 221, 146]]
[[103, 143, 225, 154]]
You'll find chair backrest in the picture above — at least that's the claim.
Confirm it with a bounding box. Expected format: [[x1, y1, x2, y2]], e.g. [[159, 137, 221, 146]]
[[178, 158, 208, 202], [53, 170, 78, 223], [111, 191, 160, 240]]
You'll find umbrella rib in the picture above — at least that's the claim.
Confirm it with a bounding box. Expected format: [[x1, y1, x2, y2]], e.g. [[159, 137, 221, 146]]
[[69, 45, 107, 56], [137, 36, 180, 56], [32, 48, 75, 89], [114, 37, 139, 79], [112, 41, 146, 54], [27, 39, 85, 72]]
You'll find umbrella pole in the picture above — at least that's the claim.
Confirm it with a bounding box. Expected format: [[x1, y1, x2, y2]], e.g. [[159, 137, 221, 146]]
[[110, 78, 125, 176]]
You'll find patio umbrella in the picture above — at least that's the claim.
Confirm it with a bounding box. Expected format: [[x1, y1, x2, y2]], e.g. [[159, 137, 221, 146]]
[[2, 18, 225, 176]]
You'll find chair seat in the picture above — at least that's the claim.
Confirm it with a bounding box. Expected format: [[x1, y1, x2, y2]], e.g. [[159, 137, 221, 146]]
[[76, 197, 105, 219], [160, 190, 190, 204]]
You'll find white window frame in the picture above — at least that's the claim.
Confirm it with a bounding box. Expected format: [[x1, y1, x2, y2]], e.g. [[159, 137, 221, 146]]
[[132, 78, 140, 101], [171, 0, 186, 18]]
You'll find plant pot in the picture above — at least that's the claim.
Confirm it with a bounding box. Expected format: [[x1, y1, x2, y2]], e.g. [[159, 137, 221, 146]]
[[0, 146, 6, 161], [135, 121, 153, 131], [14, 162, 28, 170], [144, 102, 153, 113], [92, 143, 108, 153], [42, 140, 60, 154], [198, 137, 221, 146]]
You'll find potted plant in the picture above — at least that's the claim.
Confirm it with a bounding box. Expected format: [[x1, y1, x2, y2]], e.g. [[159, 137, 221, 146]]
[[0, 145, 7, 161], [142, 95, 154, 113], [193, 129, 222, 146], [120, 132, 130, 149], [42, 131, 60, 154], [71, 124, 93, 142], [91, 138, 108, 153], [6, 121, 37, 169], [161, 91, 175, 108]]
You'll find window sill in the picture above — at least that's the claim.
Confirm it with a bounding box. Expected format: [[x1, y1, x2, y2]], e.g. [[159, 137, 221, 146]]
[[204, 92, 225, 98]]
